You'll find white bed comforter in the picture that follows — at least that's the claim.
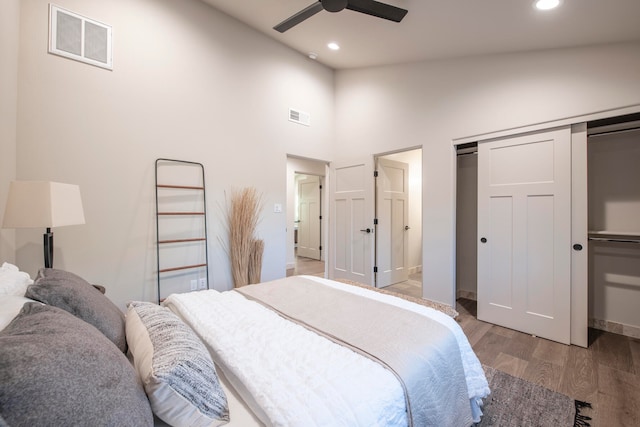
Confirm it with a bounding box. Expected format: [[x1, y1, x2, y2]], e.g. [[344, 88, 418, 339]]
[[163, 276, 489, 427]]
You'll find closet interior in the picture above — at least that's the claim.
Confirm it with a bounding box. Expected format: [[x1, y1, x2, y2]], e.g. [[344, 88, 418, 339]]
[[586, 113, 640, 338], [455, 142, 478, 301]]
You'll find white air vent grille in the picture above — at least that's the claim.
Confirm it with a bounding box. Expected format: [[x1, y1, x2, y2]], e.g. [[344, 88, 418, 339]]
[[289, 108, 311, 126], [49, 4, 113, 70]]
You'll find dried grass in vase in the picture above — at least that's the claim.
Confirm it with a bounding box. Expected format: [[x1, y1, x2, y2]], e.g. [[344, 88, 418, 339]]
[[248, 239, 264, 284], [227, 187, 263, 287]]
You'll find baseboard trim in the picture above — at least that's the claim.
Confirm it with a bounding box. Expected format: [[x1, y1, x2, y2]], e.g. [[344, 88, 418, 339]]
[[409, 265, 422, 275], [589, 318, 640, 339], [456, 289, 477, 301]]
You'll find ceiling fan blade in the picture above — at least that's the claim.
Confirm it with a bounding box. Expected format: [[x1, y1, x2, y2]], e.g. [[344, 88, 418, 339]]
[[346, 0, 408, 23], [274, 2, 325, 33]]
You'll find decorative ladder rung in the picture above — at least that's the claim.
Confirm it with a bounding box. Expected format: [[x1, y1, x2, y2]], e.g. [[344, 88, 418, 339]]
[[159, 263, 207, 274], [156, 184, 205, 190], [157, 212, 205, 215], [158, 237, 206, 244]]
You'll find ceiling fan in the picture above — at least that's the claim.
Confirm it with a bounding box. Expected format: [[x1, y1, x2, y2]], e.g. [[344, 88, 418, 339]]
[[274, 0, 408, 33]]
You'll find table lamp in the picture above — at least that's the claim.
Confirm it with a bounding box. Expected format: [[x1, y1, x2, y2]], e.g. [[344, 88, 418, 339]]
[[2, 181, 85, 268]]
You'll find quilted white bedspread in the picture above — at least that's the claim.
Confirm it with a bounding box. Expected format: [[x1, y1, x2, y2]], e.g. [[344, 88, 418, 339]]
[[164, 276, 489, 427]]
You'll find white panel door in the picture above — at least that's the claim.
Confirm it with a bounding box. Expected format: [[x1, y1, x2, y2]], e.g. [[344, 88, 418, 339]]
[[477, 127, 572, 344], [376, 158, 409, 288], [329, 159, 374, 285], [297, 176, 321, 260]]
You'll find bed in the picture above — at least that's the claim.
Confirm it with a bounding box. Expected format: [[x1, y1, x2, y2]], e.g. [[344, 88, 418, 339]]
[[162, 275, 490, 427], [0, 265, 489, 427]]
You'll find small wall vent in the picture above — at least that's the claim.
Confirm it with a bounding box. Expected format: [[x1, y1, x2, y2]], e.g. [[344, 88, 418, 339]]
[[289, 108, 311, 126], [49, 4, 113, 70]]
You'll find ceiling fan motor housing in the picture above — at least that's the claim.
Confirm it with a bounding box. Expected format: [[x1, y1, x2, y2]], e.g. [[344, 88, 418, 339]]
[[323, 0, 349, 13]]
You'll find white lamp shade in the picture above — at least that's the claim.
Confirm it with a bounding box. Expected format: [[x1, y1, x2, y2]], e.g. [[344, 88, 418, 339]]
[[2, 181, 85, 228]]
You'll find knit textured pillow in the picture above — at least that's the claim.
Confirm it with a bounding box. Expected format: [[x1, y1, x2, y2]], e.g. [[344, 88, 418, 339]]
[[126, 301, 229, 427]]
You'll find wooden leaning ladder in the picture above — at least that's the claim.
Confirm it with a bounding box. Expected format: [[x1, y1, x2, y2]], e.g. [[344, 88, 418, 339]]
[[155, 158, 209, 303]]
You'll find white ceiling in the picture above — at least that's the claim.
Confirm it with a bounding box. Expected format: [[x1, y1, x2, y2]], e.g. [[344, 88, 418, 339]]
[[200, 0, 640, 70]]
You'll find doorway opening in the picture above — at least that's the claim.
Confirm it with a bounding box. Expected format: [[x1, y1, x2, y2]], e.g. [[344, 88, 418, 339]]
[[455, 142, 478, 302], [374, 148, 423, 298], [286, 155, 328, 278]]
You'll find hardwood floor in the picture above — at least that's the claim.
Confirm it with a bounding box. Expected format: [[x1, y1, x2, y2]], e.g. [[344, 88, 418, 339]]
[[385, 274, 422, 298], [288, 258, 640, 425], [455, 298, 640, 427], [286, 255, 325, 277]]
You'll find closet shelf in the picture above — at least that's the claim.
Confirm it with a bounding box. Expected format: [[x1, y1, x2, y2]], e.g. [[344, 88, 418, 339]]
[[588, 231, 640, 244], [588, 230, 640, 237]]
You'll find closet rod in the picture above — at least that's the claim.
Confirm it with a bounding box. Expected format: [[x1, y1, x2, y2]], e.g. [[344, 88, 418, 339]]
[[588, 125, 640, 138], [456, 150, 477, 157], [588, 237, 640, 244]]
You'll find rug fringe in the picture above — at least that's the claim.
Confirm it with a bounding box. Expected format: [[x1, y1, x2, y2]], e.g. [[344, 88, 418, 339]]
[[574, 400, 592, 427]]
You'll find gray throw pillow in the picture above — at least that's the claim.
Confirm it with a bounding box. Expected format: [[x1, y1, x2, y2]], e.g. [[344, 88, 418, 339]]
[[25, 268, 127, 353], [0, 303, 153, 426], [126, 301, 229, 427]]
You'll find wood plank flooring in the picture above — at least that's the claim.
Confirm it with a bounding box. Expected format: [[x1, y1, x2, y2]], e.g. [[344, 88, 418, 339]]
[[456, 298, 640, 427], [288, 258, 640, 425]]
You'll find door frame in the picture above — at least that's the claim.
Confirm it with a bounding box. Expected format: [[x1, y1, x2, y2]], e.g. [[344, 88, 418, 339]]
[[286, 155, 329, 276]]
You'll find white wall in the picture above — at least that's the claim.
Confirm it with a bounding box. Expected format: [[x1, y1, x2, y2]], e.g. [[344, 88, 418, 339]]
[[335, 42, 640, 305], [15, 0, 334, 309], [0, 0, 21, 263]]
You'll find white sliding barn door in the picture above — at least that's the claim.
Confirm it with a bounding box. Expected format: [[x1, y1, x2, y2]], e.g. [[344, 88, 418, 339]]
[[297, 176, 321, 260], [477, 127, 572, 344], [376, 158, 409, 288], [329, 159, 374, 285]]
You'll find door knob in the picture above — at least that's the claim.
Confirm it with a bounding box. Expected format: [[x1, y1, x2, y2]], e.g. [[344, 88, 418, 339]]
[[360, 228, 372, 233], [404, 226, 410, 231], [480, 237, 487, 243], [573, 244, 583, 251]]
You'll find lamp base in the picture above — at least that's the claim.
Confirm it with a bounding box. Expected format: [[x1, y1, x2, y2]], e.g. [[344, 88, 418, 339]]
[[44, 228, 53, 268]]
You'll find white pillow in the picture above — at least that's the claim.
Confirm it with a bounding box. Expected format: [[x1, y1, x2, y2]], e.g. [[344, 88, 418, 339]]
[[0, 262, 34, 297], [0, 295, 37, 331], [126, 301, 229, 427]]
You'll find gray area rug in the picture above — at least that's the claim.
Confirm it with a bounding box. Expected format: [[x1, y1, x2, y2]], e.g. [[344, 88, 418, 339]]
[[479, 366, 593, 427]]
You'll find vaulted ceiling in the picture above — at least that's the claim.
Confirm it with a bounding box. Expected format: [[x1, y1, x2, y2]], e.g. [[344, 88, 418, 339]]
[[201, 0, 640, 69]]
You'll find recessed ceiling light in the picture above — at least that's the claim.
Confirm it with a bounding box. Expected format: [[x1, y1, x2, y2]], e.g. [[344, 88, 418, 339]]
[[534, 0, 561, 10], [308, 52, 318, 60], [327, 42, 340, 51]]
